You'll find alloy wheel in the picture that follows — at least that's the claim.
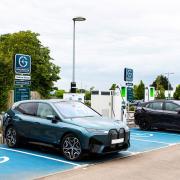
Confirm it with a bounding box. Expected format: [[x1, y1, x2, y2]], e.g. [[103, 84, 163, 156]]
[[6, 127, 17, 147], [140, 120, 150, 130], [62, 136, 82, 160]]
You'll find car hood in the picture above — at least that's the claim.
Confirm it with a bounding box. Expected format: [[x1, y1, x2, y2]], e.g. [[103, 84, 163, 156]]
[[63, 116, 126, 131]]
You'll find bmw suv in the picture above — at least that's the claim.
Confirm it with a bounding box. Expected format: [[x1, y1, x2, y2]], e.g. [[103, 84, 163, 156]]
[[3, 100, 130, 160]]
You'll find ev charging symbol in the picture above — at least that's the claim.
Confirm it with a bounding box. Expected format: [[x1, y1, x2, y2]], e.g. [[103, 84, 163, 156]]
[[127, 69, 133, 80], [0, 156, 9, 164], [18, 56, 28, 67]]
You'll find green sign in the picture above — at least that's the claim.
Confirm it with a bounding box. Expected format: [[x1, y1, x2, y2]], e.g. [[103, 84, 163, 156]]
[[14, 87, 30, 102], [150, 87, 155, 97], [127, 87, 133, 102], [121, 86, 126, 97]]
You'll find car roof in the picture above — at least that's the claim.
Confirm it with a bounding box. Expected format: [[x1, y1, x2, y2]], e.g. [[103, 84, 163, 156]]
[[146, 100, 180, 104], [12, 99, 71, 107]]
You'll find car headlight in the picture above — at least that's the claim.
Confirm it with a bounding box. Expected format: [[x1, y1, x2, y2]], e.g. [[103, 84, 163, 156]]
[[86, 128, 109, 134]]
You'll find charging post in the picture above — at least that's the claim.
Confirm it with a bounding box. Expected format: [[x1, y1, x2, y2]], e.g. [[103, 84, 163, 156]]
[[124, 68, 134, 124]]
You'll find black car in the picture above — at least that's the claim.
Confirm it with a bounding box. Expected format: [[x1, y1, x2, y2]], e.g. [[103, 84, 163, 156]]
[[2, 100, 130, 161], [134, 100, 180, 130]]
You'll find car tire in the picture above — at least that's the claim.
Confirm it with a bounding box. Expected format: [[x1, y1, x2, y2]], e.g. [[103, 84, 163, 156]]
[[5, 126, 20, 148], [61, 134, 82, 161], [139, 119, 151, 130]]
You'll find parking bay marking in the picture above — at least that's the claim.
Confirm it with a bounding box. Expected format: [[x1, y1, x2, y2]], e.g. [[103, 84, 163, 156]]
[[131, 138, 171, 145], [0, 147, 81, 167], [131, 132, 154, 138], [0, 156, 9, 164]]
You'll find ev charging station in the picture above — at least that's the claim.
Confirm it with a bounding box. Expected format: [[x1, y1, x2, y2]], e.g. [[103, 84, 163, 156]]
[[91, 68, 134, 125], [144, 86, 155, 102], [63, 93, 85, 103], [91, 86, 128, 124]]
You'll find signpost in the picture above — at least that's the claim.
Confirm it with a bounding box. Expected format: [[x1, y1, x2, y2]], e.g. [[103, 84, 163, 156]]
[[124, 68, 134, 102], [14, 54, 31, 74], [123, 67, 134, 124], [127, 87, 133, 102], [14, 54, 31, 102], [14, 87, 30, 102], [14, 80, 31, 86], [124, 68, 133, 82]]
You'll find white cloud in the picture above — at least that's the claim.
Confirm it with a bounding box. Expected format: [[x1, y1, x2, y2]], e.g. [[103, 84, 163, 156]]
[[0, 0, 180, 90]]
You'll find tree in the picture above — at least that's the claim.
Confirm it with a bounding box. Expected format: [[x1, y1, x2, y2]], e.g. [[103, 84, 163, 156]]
[[174, 85, 180, 100], [151, 75, 173, 90], [109, 84, 117, 90], [156, 85, 165, 99], [0, 31, 60, 111], [133, 80, 145, 100], [55, 90, 65, 99]]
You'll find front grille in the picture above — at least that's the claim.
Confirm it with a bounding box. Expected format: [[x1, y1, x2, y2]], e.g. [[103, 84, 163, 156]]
[[108, 128, 125, 140], [119, 128, 125, 138], [109, 129, 118, 139]]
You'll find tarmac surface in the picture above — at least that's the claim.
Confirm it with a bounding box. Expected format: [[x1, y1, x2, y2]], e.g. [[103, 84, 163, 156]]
[[1, 128, 180, 180], [38, 144, 180, 180]]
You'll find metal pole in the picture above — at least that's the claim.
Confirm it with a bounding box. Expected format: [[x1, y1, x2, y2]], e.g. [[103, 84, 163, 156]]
[[72, 20, 76, 83]]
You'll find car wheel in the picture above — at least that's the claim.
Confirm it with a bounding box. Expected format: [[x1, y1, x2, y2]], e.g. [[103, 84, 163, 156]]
[[5, 126, 20, 148], [139, 119, 151, 130], [61, 134, 82, 161]]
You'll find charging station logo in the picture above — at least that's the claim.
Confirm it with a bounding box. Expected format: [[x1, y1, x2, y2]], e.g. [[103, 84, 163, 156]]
[[18, 56, 28, 68], [15, 54, 31, 74], [0, 156, 9, 164]]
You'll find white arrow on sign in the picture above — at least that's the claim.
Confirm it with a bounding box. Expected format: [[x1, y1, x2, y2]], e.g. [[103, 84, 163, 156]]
[[15, 75, 31, 80], [0, 156, 9, 164]]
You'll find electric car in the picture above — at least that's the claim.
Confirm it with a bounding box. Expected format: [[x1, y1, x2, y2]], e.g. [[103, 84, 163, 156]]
[[134, 100, 180, 130], [3, 100, 130, 160]]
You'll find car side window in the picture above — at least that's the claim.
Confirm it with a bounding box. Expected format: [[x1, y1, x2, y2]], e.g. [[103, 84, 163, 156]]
[[149, 102, 163, 110], [16, 102, 38, 116], [165, 103, 179, 112], [37, 103, 57, 119], [145, 103, 150, 108]]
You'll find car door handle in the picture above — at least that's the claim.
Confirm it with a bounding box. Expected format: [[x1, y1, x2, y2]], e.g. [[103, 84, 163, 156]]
[[34, 122, 40, 124]]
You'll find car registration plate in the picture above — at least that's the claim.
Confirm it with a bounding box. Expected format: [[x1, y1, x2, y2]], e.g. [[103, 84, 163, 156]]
[[111, 138, 124, 144]]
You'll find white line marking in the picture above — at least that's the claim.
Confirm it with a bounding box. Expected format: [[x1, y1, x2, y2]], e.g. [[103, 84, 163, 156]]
[[0, 147, 80, 166], [0, 156, 9, 164], [131, 138, 170, 145], [131, 133, 154, 138], [131, 130, 180, 137]]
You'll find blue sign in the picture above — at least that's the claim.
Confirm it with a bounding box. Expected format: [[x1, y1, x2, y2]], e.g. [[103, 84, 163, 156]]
[[124, 68, 133, 82], [14, 80, 31, 86], [14, 87, 30, 102], [15, 54, 31, 74], [127, 87, 133, 102]]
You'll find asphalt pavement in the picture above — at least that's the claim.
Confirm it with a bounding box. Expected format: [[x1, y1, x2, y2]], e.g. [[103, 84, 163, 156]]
[[38, 144, 180, 180]]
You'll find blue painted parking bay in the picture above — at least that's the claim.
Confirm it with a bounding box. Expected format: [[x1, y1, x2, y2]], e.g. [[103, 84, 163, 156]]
[[1, 128, 180, 180]]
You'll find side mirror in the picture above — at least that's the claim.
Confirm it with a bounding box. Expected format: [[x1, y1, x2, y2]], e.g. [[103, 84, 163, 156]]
[[46, 115, 58, 123]]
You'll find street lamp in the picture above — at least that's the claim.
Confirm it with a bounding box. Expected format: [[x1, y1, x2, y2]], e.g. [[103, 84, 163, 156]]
[[71, 16, 86, 93], [165, 72, 174, 99]]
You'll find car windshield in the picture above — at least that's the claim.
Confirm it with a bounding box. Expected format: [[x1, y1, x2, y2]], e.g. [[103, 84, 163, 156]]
[[54, 101, 100, 118], [174, 101, 180, 106]]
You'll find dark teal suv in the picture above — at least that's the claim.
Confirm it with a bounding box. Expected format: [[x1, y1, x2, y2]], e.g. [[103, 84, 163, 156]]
[[3, 100, 130, 160]]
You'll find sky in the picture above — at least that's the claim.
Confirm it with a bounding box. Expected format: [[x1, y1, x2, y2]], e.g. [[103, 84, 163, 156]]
[[0, 0, 180, 91]]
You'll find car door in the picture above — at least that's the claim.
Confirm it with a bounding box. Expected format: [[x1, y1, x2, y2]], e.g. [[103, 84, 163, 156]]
[[14, 102, 38, 138], [164, 102, 180, 129], [145, 101, 164, 127], [30, 102, 63, 144]]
